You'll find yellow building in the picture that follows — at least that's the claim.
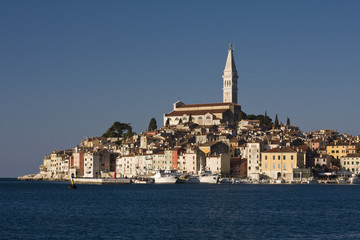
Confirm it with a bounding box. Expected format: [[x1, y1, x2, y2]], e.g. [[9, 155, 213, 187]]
[[261, 147, 305, 181], [198, 141, 229, 156], [326, 141, 359, 159]]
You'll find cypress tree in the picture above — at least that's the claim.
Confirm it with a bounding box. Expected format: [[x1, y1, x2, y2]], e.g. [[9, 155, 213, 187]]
[[274, 114, 279, 129], [287, 117, 290, 125], [148, 118, 157, 131]]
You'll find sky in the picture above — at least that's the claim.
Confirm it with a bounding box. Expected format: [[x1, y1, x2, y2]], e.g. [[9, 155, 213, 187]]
[[1, 0, 360, 177]]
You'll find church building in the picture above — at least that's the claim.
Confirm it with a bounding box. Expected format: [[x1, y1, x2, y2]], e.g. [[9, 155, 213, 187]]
[[163, 45, 241, 126]]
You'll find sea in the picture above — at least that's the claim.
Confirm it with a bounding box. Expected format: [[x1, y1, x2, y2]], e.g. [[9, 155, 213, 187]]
[[1, 179, 360, 240]]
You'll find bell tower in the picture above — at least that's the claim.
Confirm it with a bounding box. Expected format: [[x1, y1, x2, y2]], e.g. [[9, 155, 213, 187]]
[[222, 44, 238, 104]]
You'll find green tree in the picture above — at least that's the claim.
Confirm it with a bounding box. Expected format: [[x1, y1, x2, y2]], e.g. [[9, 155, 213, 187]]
[[102, 122, 134, 142], [287, 117, 290, 125], [148, 118, 157, 131], [179, 118, 183, 124], [189, 114, 193, 123], [238, 111, 244, 121], [274, 114, 279, 129], [165, 118, 170, 127]]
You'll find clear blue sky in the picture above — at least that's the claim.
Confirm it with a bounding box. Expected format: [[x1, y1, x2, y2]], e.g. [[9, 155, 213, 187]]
[[1, 0, 359, 177]]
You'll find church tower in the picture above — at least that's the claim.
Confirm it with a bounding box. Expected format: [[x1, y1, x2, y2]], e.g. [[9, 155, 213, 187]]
[[222, 44, 238, 104]]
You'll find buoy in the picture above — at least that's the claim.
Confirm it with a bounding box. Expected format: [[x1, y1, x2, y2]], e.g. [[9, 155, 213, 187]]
[[69, 179, 77, 189]]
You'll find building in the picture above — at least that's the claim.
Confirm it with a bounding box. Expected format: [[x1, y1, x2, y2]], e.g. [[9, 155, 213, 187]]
[[230, 157, 247, 178], [71, 147, 84, 177], [83, 150, 110, 178], [246, 142, 262, 180], [326, 141, 359, 159], [205, 153, 231, 177], [198, 141, 229, 156], [261, 146, 305, 181], [164, 45, 241, 126], [180, 147, 205, 174], [341, 154, 360, 173]]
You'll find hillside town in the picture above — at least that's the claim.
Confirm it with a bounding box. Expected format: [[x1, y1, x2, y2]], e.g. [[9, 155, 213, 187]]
[[20, 45, 360, 184]]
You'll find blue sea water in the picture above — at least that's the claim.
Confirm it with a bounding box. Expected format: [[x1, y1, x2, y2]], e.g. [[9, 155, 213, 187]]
[[1, 179, 360, 240]]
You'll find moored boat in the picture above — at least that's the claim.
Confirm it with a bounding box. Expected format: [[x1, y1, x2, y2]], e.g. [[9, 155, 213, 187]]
[[132, 176, 154, 184], [349, 174, 360, 184], [152, 172, 178, 184], [199, 173, 219, 184]]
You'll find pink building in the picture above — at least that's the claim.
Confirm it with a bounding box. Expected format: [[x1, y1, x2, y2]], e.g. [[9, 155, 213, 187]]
[[72, 148, 84, 177]]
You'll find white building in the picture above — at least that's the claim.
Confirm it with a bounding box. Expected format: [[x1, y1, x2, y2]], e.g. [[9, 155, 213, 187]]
[[163, 46, 241, 127], [205, 153, 230, 177], [246, 142, 262, 180], [341, 154, 360, 173], [83, 150, 110, 178]]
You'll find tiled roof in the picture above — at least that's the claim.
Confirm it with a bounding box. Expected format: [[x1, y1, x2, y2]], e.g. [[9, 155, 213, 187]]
[[165, 109, 229, 117], [176, 102, 240, 108], [264, 146, 296, 153]]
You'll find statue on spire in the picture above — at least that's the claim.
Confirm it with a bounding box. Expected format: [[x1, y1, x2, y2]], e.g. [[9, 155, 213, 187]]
[[229, 43, 232, 50]]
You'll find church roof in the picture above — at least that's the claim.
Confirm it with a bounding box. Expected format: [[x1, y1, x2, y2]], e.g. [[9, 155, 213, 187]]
[[176, 102, 240, 108], [165, 109, 229, 117]]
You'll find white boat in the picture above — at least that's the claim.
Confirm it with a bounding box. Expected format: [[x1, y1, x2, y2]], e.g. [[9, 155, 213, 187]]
[[275, 178, 285, 184], [337, 177, 347, 184], [152, 172, 178, 184], [132, 176, 154, 184], [350, 174, 360, 184], [199, 173, 219, 184]]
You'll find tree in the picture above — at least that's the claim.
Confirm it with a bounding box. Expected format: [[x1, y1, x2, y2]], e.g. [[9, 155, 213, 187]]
[[274, 114, 279, 129], [165, 118, 170, 127], [238, 111, 244, 121], [287, 117, 290, 125], [189, 114, 193, 123], [179, 118, 183, 124], [102, 122, 134, 142], [148, 118, 157, 131]]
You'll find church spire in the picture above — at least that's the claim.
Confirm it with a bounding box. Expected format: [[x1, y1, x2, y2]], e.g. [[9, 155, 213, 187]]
[[222, 43, 238, 104]]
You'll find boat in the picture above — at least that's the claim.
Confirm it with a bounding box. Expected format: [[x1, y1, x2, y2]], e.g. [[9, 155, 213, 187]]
[[337, 177, 348, 184], [186, 175, 200, 184], [152, 172, 178, 184], [275, 178, 285, 184], [349, 174, 360, 184], [199, 172, 219, 184], [132, 176, 154, 184], [219, 178, 233, 184]]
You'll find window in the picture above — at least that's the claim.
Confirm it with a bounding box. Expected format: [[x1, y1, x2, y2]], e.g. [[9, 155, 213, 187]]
[[265, 164, 267, 169], [283, 156, 286, 160], [278, 164, 280, 169], [273, 164, 275, 169], [283, 164, 286, 170], [278, 156, 280, 160], [291, 156, 294, 160], [273, 156, 275, 160], [265, 156, 267, 160], [291, 164, 294, 169]]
